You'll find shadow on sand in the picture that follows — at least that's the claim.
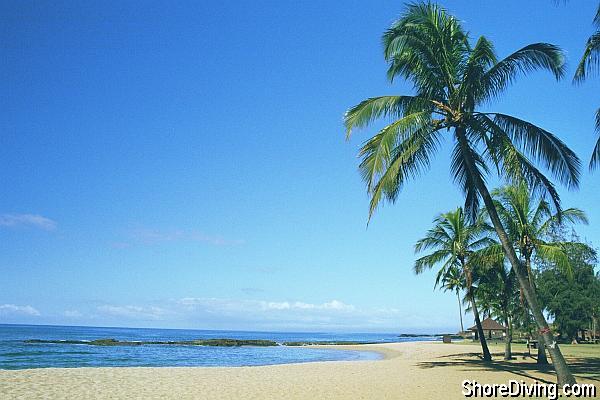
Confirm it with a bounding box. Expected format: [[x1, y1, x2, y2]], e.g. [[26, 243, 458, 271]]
[[416, 351, 600, 384]]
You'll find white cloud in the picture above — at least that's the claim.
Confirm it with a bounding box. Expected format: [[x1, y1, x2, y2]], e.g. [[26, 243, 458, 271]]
[[82, 297, 455, 331], [260, 300, 355, 312], [0, 214, 56, 230], [97, 305, 168, 320], [172, 297, 372, 330], [0, 304, 41, 316]]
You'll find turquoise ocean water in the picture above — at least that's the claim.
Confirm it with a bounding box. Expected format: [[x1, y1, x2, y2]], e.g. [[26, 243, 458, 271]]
[[0, 324, 439, 369]]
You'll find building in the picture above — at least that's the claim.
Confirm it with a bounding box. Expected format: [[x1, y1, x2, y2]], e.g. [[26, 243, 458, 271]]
[[468, 318, 507, 340]]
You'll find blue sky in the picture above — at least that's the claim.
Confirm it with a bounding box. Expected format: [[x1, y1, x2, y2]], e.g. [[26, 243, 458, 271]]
[[1, 0, 598, 332]]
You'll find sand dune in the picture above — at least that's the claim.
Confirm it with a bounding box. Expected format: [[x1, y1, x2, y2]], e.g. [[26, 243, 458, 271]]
[[1, 341, 597, 399]]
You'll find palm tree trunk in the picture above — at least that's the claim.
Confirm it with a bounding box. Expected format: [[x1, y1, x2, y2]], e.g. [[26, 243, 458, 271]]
[[525, 256, 549, 366], [505, 316, 513, 360], [457, 290, 464, 332], [501, 303, 512, 360], [469, 291, 492, 361], [456, 130, 576, 385]]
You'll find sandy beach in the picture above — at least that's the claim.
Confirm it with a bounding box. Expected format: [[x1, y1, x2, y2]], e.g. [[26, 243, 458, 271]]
[[1, 341, 598, 399]]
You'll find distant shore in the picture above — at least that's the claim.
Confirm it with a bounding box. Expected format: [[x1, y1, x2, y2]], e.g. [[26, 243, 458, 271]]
[[2, 341, 597, 399]]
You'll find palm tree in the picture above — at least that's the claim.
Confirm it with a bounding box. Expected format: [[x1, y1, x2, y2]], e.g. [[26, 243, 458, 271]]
[[473, 260, 518, 360], [492, 184, 588, 364], [344, 3, 581, 384], [415, 207, 494, 360], [437, 265, 465, 332], [574, 3, 600, 169]]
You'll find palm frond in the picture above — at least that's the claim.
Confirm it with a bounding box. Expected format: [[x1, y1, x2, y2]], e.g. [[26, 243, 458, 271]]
[[415, 249, 453, 275], [365, 126, 442, 218], [538, 207, 588, 235], [574, 31, 600, 82], [450, 139, 489, 222], [459, 36, 497, 109], [357, 111, 432, 192], [478, 43, 565, 104], [344, 96, 429, 139], [483, 113, 580, 189], [383, 2, 468, 98], [535, 243, 573, 279], [591, 108, 600, 170]]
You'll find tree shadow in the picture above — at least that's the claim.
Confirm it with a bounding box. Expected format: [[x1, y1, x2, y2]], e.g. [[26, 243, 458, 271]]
[[416, 351, 600, 383]]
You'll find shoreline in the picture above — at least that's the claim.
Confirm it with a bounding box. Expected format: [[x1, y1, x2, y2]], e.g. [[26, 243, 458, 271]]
[[1, 341, 597, 399]]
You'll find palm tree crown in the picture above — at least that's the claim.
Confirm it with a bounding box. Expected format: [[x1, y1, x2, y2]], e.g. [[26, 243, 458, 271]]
[[492, 184, 588, 278], [415, 208, 493, 283], [345, 2, 580, 219]]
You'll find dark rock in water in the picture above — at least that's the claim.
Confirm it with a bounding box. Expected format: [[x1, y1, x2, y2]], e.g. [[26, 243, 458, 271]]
[[24, 338, 278, 347]]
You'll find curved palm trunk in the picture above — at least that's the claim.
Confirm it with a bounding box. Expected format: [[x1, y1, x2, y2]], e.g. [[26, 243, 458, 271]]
[[469, 291, 492, 361], [457, 131, 576, 385], [457, 290, 464, 332]]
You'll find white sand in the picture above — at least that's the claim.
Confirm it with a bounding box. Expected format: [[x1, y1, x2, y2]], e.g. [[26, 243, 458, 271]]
[[1, 341, 597, 399]]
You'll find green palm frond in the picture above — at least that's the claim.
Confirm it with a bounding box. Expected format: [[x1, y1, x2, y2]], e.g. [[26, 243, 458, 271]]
[[357, 111, 432, 192], [450, 138, 490, 221], [538, 207, 589, 234], [344, 96, 428, 138], [460, 36, 497, 109], [535, 243, 573, 279], [471, 242, 504, 267], [365, 126, 442, 218], [574, 31, 600, 82], [485, 113, 580, 189], [479, 43, 565, 104], [415, 249, 453, 275], [591, 108, 600, 170], [383, 2, 467, 94]]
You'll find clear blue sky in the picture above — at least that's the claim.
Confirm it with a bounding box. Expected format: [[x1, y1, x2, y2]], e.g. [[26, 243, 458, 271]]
[[1, 0, 598, 332]]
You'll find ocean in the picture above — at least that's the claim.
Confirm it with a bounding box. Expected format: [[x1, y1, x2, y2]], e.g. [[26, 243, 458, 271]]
[[0, 324, 439, 369]]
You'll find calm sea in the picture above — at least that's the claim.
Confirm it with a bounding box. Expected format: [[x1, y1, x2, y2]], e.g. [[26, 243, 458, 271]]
[[0, 324, 439, 369]]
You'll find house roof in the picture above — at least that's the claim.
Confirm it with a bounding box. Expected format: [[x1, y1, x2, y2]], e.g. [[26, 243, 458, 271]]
[[467, 317, 507, 331]]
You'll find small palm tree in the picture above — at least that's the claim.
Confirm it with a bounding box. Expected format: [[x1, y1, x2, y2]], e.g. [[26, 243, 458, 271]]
[[415, 207, 495, 360], [493, 183, 588, 363], [473, 260, 518, 360], [437, 265, 465, 332], [493, 184, 588, 283], [574, 3, 600, 169], [344, 3, 580, 384]]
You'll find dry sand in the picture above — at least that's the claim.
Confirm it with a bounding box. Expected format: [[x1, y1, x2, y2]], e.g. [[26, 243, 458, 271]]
[[1, 341, 597, 399]]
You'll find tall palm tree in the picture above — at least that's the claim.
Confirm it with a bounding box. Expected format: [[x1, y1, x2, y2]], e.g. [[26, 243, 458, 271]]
[[344, 3, 581, 384], [492, 184, 588, 364], [574, 3, 600, 169], [415, 207, 495, 360], [437, 265, 465, 332]]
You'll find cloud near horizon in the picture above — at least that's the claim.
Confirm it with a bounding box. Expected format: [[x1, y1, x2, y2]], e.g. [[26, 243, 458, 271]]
[[14, 298, 456, 331], [0, 304, 41, 316], [97, 305, 169, 320], [0, 214, 56, 230]]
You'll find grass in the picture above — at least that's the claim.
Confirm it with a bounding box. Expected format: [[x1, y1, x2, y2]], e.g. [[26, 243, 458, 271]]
[[444, 340, 600, 383]]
